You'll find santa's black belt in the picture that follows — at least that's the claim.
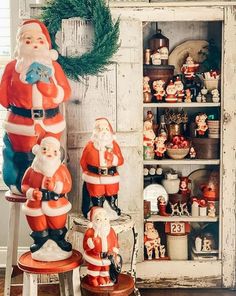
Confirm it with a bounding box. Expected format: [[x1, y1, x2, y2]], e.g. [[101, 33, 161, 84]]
[[87, 165, 117, 176], [9, 105, 59, 120], [40, 189, 64, 201]]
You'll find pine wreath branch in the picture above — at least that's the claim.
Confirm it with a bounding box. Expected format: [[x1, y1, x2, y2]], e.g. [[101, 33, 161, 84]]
[[41, 0, 120, 81]]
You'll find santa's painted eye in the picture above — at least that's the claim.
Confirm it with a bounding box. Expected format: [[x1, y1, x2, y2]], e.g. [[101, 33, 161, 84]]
[[39, 40, 44, 44], [26, 40, 31, 44], [54, 150, 57, 155]]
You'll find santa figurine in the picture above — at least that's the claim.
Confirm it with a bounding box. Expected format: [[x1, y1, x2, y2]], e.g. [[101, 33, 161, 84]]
[[83, 207, 121, 287], [165, 80, 177, 103], [157, 195, 170, 216], [181, 55, 199, 80], [174, 76, 185, 102], [195, 113, 208, 137], [21, 137, 72, 261], [143, 76, 152, 103], [80, 118, 124, 218], [152, 80, 166, 102], [155, 134, 167, 159], [0, 19, 71, 195], [143, 120, 156, 147]]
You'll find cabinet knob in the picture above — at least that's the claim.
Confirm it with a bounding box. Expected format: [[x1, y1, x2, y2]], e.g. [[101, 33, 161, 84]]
[[223, 112, 231, 124]]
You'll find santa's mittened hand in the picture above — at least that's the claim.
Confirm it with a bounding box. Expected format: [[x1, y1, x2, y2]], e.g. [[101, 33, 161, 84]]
[[44, 177, 55, 191], [32, 189, 42, 201], [87, 238, 95, 249], [104, 150, 114, 165]]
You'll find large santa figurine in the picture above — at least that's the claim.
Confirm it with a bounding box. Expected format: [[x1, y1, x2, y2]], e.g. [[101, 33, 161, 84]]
[[0, 19, 71, 194], [21, 137, 72, 261], [83, 207, 121, 287], [80, 118, 124, 217]]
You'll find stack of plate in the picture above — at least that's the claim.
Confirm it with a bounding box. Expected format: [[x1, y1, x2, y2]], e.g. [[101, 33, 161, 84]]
[[208, 120, 220, 139]]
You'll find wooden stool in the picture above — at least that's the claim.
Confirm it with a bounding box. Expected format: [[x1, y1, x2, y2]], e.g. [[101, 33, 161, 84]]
[[18, 250, 83, 296], [4, 191, 27, 296], [81, 274, 134, 296]]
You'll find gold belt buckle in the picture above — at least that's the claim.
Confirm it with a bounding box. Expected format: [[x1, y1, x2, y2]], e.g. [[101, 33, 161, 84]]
[[98, 167, 108, 175]]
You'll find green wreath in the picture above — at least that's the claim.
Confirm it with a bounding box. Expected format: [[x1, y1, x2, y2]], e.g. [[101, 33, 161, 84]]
[[41, 0, 120, 81]]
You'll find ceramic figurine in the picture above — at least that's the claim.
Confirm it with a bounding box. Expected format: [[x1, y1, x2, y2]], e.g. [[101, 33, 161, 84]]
[[151, 50, 161, 65], [21, 137, 72, 261], [143, 76, 152, 103], [143, 120, 156, 147], [196, 92, 202, 103], [179, 176, 191, 195], [199, 199, 207, 216], [201, 87, 208, 102], [189, 146, 197, 159], [208, 202, 216, 217], [184, 89, 192, 103], [0, 19, 71, 195], [174, 76, 185, 102], [179, 202, 190, 216], [165, 80, 177, 103], [191, 198, 199, 217], [195, 113, 208, 137], [155, 135, 167, 159], [211, 88, 220, 103], [170, 202, 181, 216], [152, 80, 166, 102], [157, 196, 170, 216], [145, 110, 154, 123], [181, 55, 199, 80], [144, 222, 163, 260], [159, 47, 169, 64], [83, 207, 121, 286], [202, 237, 212, 252], [80, 118, 124, 218], [162, 171, 180, 194], [195, 237, 202, 252]]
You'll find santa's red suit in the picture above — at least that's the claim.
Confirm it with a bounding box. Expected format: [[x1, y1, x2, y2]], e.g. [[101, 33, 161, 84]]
[[21, 164, 72, 231], [0, 59, 71, 152], [83, 226, 119, 284], [80, 140, 124, 197], [181, 64, 199, 80]]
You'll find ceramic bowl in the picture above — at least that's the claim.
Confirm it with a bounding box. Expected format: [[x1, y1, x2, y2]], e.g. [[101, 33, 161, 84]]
[[166, 147, 190, 160]]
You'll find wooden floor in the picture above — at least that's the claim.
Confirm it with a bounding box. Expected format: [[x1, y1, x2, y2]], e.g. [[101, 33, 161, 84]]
[[1, 270, 236, 296]]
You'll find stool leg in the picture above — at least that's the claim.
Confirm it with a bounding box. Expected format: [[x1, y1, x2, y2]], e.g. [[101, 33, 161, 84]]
[[131, 226, 141, 296], [22, 272, 38, 296], [4, 202, 21, 296], [72, 266, 81, 296], [59, 271, 74, 296]]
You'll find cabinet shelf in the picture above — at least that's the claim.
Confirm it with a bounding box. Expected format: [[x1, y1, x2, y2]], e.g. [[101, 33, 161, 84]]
[[143, 102, 221, 108], [145, 215, 219, 222], [143, 159, 220, 165]]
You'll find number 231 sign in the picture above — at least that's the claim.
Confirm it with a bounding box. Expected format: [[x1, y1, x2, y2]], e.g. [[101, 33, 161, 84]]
[[165, 222, 190, 235]]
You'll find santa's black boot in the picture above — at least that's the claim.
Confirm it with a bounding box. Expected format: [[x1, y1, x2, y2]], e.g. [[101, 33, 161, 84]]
[[30, 230, 49, 253], [91, 196, 105, 207], [106, 195, 121, 216], [49, 227, 72, 252]]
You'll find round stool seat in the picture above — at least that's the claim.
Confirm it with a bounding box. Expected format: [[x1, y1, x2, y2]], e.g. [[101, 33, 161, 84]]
[[5, 190, 27, 203], [18, 250, 83, 274], [81, 274, 134, 296]]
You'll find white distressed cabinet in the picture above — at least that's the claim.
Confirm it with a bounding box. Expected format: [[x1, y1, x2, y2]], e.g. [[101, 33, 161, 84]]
[[20, 0, 236, 289]]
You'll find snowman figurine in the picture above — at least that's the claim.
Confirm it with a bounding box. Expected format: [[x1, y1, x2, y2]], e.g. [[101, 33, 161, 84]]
[[211, 89, 220, 103], [201, 87, 208, 103]]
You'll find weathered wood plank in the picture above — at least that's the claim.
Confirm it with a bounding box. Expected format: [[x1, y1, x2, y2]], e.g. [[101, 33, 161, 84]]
[[136, 261, 222, 288], [221, 5, 236, 289], [111, 6, 224, 21]]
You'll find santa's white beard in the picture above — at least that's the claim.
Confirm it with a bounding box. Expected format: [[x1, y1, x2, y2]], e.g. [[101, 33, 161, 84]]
[[32, 153, 61, 177], [93, 222, 111, 252], [15, 44, 53, 83], [91, 131, 114, 151]]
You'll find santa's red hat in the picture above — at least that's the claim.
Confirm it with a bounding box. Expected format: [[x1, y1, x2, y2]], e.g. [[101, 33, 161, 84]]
[[16, 19, 58, 60], [175, 76, 181, 82], [87, 206, 107, 227], [168, 80, 174, 86], [94, 118, 114, 134]]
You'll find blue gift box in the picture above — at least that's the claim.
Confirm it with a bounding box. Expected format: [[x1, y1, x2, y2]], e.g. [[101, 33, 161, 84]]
[[26, 62, 52, 84]]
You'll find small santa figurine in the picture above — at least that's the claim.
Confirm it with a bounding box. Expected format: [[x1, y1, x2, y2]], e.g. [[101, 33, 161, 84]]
[[0, 19, 71, 194], [143, 76, 152, 103], [80, 118, 124, 217], [150, 50, 161, 65], [208, 202, 216, 218], [21, 137, 72, 261], [152, 80, 166, 102], [157, 195, 169, 216], [83, 207, 121, 287], [155, 134, 167, 159], [181, 55, 199, 80], [174, 76, 185, 102], [185, 89, 192, 103], [195, 113, 208, 137], [143, 120, 156, 148], [165, 80, 177, 103], [179, 177, 191, 195], [144, 222, 163, 260]]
